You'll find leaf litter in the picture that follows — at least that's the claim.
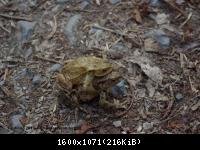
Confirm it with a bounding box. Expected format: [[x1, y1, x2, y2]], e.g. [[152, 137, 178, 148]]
[[0, 0, 200, 134]]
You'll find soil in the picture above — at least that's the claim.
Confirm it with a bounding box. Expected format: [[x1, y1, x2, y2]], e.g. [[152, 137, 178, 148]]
[[0, 0, 200, 134]]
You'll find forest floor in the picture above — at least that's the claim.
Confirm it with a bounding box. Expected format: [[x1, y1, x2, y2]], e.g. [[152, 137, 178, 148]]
[[0, 0, 200, 134]]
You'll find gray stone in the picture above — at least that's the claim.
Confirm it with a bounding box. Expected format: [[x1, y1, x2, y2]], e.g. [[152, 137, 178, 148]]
[[28, 0, 37, 7], [145, 29, 170, 49], [32, 74, 43, 85], [150, 0, 161, 7], [15, 68, 34, 80], [111, 80, 127, 97], [65, 120, 84, 128], [64, 14, 81, 46], [143, 122, 154, 130], [56, 0, 70, 4], [80, 1, 90, 9], [24, 47, 33, 60], [0, 128, 11, 134], [10, 114, 23, 129], [109, 0, 121, 4], [121, 131, 127, 134], [113, 120, 122, 127], [175, 93, 183, 101], [176, 0, 185, 5], [112, 43, 129, 51], [17, 21, 36, 43], [48, 64, 62, 73]]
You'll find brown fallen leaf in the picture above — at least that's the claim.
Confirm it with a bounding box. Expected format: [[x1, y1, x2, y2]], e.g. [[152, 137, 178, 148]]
[[126, 55, 163, 84], [144, 38, 159, 52], [133, 8, 142, 24], [168, 120, 185, 129], [191, 101, 200, 111], [20, 116, 28, 126], [75, 121, 95, 134]]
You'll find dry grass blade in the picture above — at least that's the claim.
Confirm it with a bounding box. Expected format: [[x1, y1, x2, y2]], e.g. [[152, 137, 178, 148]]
[[0, 13, 32, 21], [46, 16, 57, 40]]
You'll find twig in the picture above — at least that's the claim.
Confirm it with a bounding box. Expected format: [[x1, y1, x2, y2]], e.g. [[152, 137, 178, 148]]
[[163, 0, 187, 17], [33, 55, 62, 64], [161, 85, 175, 119], [0, 23, 10, 33], [91, 24, 141, 47], [0, 7, 17, 12], [179, 12, 192, 28], [0, 0, 6, 5], [46, 16, 57, 40], [189, 76, 198, 93], [1, 59, 22, 63], [0, 122, 8, 130], [0, 13, 32, 21], [3, 68, 8, 81], [64, 8, 102, 13], [157, 107, 183, 125], [0, 86, 11, 97]]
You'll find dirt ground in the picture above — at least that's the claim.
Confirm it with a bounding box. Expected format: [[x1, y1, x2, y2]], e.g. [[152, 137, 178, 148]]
[[0, 0, 200, 134]]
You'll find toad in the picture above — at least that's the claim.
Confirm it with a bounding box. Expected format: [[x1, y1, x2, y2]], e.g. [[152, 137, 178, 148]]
[[56, 56, 125, 109]]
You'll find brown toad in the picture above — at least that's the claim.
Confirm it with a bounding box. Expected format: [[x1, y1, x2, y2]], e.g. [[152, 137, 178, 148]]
[[56, 56, 125, 109]]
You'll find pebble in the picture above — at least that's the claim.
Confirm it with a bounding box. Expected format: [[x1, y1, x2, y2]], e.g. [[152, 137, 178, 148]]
[[10, 114, 23, 129], [66, 120, 84, 128], [143, 122, 154, 130], [15, 68, 34, 80], [17, 21, 36, 43], [113, 120, 122, 128], [80, 1, 90, 9], [29, 0, 37, 7], [145, 29, 170, 49], [111, 80, 127, 97], [175, 93, 184, 102], [48, 64, 62, 73], [56, 0, 70, 4], [176, 0, 185, 5], [121, 131, 127, 134], [109, 0, 121, 4], [24, 47, 33, 60], [150, 0, 161, 7], [0, 128, 11, 134], [64, 14, 82, 46], [32, 74, 43, 85]]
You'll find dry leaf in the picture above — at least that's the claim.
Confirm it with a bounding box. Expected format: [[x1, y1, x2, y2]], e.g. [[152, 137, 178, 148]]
[[145, 79, 157, 97], [20, 116, 28, 126], [127, 55, 163, 84], [133, 8, 142, 24], [75, 121, 95, 134], [154, 92, 169, 101], [0, 100, 5, 108], [96, 0, 100, 5], [191, 101, 200, 111], [144, 38, 159, 52]]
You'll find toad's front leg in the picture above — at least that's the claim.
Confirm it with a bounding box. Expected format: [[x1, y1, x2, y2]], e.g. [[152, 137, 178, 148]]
[[99, 92, 126, 110]]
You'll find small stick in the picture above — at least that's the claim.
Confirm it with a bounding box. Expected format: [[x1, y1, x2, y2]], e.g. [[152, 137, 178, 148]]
[[64, 8, 102, 13], [161, 85, 175, 119], [179, 12, 192, 28], [1, 59, 22, 63], [91, 24, 141, 47], [46, 16, 57, 40], [3, 68, 8, 81], [0, 13, 32, 21], [0, 23, 10, 33], [34, 55, 62, 64], [163, 0, 187, 17]]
